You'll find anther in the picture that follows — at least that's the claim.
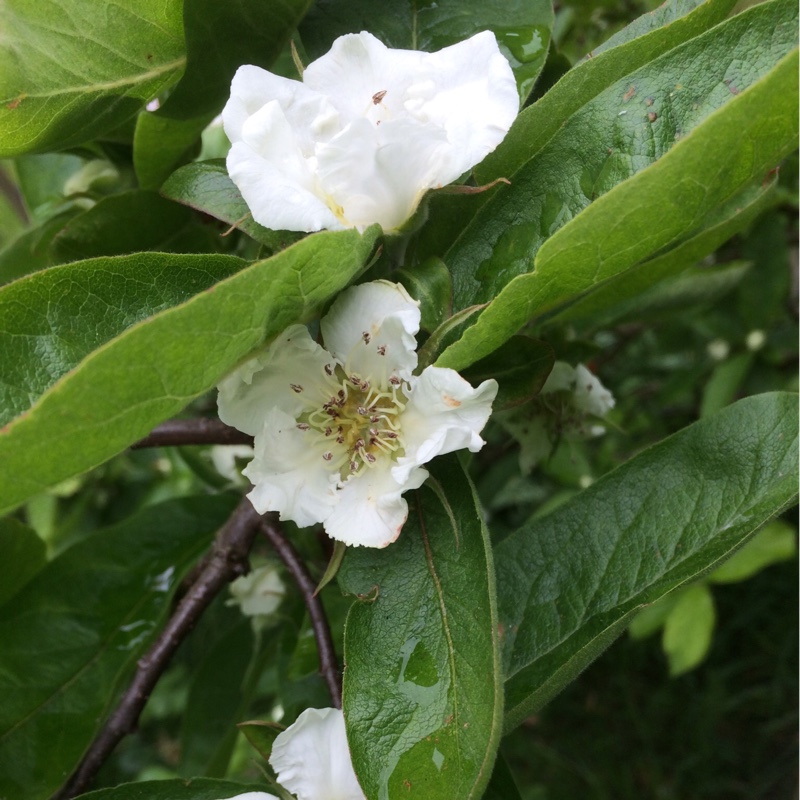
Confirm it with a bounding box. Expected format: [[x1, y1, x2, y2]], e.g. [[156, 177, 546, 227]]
[[324, 364, 334, 376], [365, 453, 377, 463], [377, 345, 386, 356], [290, 383, 303, 393], [362, 331, 371, 344], [296, 423, 310, 431], [389, 375, 401, 385], [323, 452, 333, 461]]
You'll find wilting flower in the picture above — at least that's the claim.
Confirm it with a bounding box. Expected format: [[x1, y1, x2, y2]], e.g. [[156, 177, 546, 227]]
[[269, 707, 365, 800], [499, 362, 615, 473], [222, 30, 518, 233], [227, 559, 285, 623], [217, 281, 497, 548]]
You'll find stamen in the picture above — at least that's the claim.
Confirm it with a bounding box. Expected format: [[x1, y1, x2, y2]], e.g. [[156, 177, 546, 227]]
[[290, 383, 304, 393], [362, 331, 371, 344], [296, 423, 310, 431], [323, 452, 333, 461]]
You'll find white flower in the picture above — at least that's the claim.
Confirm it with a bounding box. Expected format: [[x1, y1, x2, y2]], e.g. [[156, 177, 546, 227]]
[[222, 30, 518, 233], [217, 281, 497, 548], [221, 794, 279, 800], [211, 444, 255, 484], [227, 560, 285, 620], [499, 362, 615, 473], [269, 707, 365, 800]]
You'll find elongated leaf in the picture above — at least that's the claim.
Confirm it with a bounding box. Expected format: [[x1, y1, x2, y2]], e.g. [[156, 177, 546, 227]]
[[482, 753, 523, 800], [0, 518, 45, 607], [0, 253, 245, 426], [79, 779, 266, 800], [438, 5, 798, 370], [496, 392, 798, 731], [134, 0, 312, 188], [339, 456, 502, 800], [0, 227, 379, 515], [0, 0, 186, 156], [51, 190, 222, 263], [300, 0, 553, 101], [549, 177, 777, 326], [477, 0, 738, 183], [0, 495, 237, 800]]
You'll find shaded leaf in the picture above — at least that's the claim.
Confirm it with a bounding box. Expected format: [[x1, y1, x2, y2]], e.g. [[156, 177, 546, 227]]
[[0, 518, 46, 607], [0, 495, 237, 800], [496, 392, 798, 731], [662, 582, 716, 676]]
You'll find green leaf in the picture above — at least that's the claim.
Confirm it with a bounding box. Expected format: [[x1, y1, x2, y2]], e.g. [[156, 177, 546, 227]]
[[628, 593, 681, 640], [0, 227, 379, 516], [162, 160, 302, 250], [495, 392, 798, 731], [0, 517, 45, 607], [549, 176, 777, 327], [462, 336, 554, 410], [300, 0, 553, 102], [50, 190, 222, 263], [0, 0, 186, 156], [709, 519, 797, 584], [396, 257, 453, 333], [662, 582, 716, 676], [79, 779, 267, 800], [239, 719, 284, 763], [700, 352, 754, 419], [0, 209, 79, 284], [0, 495, 237, 800], [0, 253, 245, 427], [438, 4, 799, 370], [477, 0, 738, 184], [339, 456, 502, 800], [134, 0, 312, 188]]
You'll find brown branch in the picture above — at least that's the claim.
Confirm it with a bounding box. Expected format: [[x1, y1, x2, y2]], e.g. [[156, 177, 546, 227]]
[[261, 516, 342, 709], [56, 497, 263, 800], [131, 418, 254, 449]]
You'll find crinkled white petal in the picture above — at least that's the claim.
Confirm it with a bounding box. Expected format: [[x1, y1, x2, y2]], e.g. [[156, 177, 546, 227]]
[[394, 367, 498, 483], [316, 116, 450, 231], [244, 408, 338, 526], [541, 361, 577, 394], [406, 30, 519, 181], [223, 65, 340, 155], [303, 32, 423, 124], [218, 324, 340, 437], [321, 281, 420, 382], [219, 793, 280, 800], [572, 364, 615, 418], [228, 562, 285, 618], [227, 123, 341, 233], [269, 707, 366, 800], [324, 460, 427, 548]]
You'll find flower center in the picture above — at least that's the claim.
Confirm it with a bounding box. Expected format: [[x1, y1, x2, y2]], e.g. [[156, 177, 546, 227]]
[[301, 373, 406, 479]]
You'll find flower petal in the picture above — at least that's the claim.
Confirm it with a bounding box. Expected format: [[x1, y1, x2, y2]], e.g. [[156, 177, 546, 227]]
[[324, 460, 426, 548], [315, 116, 450, 231], [303, 32, 423, 124], [218, 324, 340, 437], [405, 30, 519, 181], [219, 793, 280, 800], [269, 707, 366, 800], [394, 367, 497, 483], [244, 408, 338, 526], [320, 280, 420, 382], [226, 108, 342, 233], [223, 64, 340, 153], [572, 364, 616, 417]]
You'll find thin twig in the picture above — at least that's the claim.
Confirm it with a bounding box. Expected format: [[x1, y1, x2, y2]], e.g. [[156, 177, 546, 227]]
[[131, 418, 254, 449], [260, 516, 343, 708], [56, 497, 263, 800]]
